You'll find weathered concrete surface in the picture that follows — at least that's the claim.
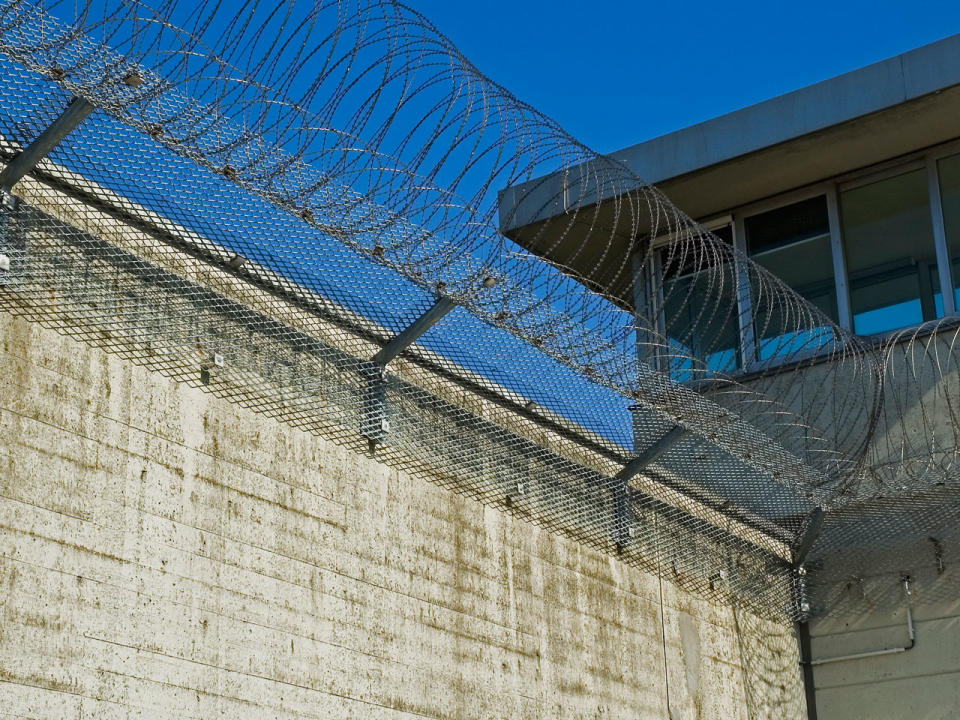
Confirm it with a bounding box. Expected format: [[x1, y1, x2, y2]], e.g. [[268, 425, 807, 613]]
[[0, 312, 804, 718]]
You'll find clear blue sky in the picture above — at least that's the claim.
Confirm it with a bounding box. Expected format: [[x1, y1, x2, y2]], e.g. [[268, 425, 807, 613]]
[[409, 0, 960, 154]]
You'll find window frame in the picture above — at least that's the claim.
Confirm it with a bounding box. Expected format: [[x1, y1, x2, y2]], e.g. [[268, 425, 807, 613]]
[[928, 154, 957, 316], [838, 163, 945, 332], [640, 215, 739, 375]]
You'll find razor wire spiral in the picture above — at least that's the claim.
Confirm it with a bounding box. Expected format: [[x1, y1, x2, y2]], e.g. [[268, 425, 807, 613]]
[[0, 0, 953, 620]]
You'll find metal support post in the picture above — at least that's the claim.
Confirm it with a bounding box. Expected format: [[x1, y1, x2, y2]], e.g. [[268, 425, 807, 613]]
[[793, 505, 825, 720], [792, 506, 825, 570], [612, 425, 688, 552], [371, 296, 456, 366], [360, 361, 389, 448], [798, 621, 819, 720], [361, 295, 457, 447], [0, 97, 95, 192], [0, 96, 94, 285]]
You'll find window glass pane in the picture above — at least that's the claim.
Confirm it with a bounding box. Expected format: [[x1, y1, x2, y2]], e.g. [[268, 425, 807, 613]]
[[660, 225, 740, 380], [937, 152, 960, 308], [840, 168, 940, 335], [746, 196, 838, 360]]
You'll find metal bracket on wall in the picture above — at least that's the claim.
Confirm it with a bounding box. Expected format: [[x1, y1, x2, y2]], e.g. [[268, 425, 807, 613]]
[[929, 536, 945, 574], [792, 506, 826, 619], [0, 96, 95, 286], [0, 191, 19, 286], [611, 425, 688, 553], [361, 295, 456, 448]]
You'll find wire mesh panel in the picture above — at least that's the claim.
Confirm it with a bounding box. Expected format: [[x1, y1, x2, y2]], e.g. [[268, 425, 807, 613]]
[[0, 0, 952, 623]]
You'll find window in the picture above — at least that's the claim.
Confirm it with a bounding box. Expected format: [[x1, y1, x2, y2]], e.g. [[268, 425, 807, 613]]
[[840, 169, 942, 335], [636, 142, 960, 383], [659, 224, 741, 379], [745, 196, 838, 360], [938, 152, 960, 308]]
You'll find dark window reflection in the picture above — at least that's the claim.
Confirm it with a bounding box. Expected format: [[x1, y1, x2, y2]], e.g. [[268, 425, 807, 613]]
[[746, 196, 838, 360], [660, 225, 740, 380], [840, 169, 941, 335], [938, 153, 960, 308]]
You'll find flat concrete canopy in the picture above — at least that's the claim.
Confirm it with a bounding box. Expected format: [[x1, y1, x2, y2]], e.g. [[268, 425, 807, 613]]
[[499, 32, 960, 307]]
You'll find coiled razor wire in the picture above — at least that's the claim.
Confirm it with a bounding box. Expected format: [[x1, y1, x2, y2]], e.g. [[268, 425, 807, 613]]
[[0, 0, 953, 621]]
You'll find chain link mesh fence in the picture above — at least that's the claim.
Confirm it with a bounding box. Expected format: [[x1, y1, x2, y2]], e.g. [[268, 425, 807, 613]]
[[0, 0, 953, 623]]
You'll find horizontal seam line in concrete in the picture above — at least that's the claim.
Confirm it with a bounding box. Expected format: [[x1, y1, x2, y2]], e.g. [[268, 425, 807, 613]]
[[0, 550, 540, 691], [0, 318, 750, 630], [0, 485, 542, 641], [0, 404, 345, 515], [815, 666, 960, 691], [0, 679, 191, 718], [0, 369, 346, 510], [80, 632, 499, 719], [1, 392, 742, 630], [0, 489, 545, 645]]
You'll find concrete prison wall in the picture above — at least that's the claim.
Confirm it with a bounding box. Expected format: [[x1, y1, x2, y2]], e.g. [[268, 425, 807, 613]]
[[0, 311, 806, 717], [0, 164, 806, 718]]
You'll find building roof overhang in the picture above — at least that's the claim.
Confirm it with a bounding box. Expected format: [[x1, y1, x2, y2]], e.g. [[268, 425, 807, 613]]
[[498, 32, 960, 307]]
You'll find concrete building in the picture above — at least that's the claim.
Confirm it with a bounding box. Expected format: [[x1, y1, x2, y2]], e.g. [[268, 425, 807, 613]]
[[0, 15, 806, 720], [0, 123, 805, 719], [1, 2, 957, 717], [500, 32, 960, 720]]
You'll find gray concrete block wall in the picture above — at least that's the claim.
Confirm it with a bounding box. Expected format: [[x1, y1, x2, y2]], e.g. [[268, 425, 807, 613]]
[[810, 597, 960, 719], [0, 312, 805, 719]]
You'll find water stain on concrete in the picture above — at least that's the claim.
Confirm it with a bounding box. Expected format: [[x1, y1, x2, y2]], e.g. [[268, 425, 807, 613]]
[[679, 611, 702, 712]]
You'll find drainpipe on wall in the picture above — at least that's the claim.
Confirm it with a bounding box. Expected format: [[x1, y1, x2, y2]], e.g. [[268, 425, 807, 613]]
[[798, 620, 818, 720], [808, 577, 916, 666], [791, 507, 825, 720], [798, 575, 916, 720], [792, 522, 919, 719]]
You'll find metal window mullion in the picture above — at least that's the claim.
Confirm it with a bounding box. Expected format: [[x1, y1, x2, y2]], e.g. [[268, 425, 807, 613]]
[[826, 186, 853, 331], [927, 155, 957, 316], [916, 259, 937, 321], [732, 216, 757, 371], [631, 249, 654, 365], [650, 250, 667, 373]]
